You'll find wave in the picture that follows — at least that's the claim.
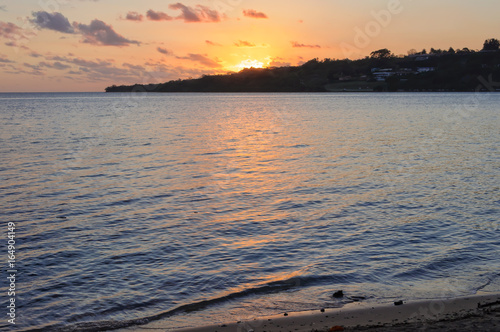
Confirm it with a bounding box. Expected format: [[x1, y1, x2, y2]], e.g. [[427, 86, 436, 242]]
[[22, 274, 356, 332]]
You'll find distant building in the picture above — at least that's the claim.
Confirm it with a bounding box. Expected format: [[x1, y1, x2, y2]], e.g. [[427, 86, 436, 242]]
[[416, 67, 436, 73], [370, 67, 438, 82], [408, 54, 431, 61], [371, 68, 394, 81]]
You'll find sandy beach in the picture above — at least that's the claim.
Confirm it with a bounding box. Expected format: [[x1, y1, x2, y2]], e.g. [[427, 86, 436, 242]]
[[118, 293, 500, 332]]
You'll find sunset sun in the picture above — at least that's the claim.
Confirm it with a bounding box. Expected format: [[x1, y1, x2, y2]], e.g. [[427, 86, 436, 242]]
[[234, 59, 266, 71]]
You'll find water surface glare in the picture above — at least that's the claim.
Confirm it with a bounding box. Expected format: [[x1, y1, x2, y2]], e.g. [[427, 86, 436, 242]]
[[0, 92, 499, 330]]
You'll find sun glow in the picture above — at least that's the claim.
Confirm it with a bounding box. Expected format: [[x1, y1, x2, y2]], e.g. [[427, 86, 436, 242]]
[[233, 59, 265, 71]]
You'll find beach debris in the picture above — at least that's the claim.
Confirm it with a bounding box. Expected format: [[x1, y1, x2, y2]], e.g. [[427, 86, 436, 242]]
[[477, 300, 500, 309], [333, 290, 344, 298], [350, 296, 366, 302], [329, 326, 345, 331], [394, 300, 404, 306]]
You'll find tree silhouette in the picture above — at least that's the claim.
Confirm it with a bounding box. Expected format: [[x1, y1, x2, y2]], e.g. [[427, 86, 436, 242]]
[[483, 38, 500, 51], [105, 38, 500, 93], [370, 48, 392, 59]]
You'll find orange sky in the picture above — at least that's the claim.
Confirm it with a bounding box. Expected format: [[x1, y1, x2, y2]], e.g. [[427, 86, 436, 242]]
[[0, 0, 499, 92]]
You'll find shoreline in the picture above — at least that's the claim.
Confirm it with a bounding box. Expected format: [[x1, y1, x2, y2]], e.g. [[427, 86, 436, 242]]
[[119, 293, 500, 331], [104, 90, 500, 93]]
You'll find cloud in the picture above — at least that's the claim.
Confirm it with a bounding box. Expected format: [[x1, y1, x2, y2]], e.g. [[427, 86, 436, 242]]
[[22, 66, 44, 75], [0, 55, 14, 63], [4, 66, 43, 76], [157, 47, 171, 55], [23, 62, 41, 70], [243, 9, 268, 19], [15, 52, 228, 85], [38, 61, 72, 70], [122, 63, 146, 72], [74, 20, 140, 46], [68, 57, 113, 68], [205, 40, 222, 46], [46, 55, 68, 62], [176, 53, 222, 68], [0, 21, 21, 39], [0, 21, 36, 49], [124, 12, 143, 22], [268, 57, 290, 67], [0, 5, 6, 12], [234, 40, 255, 47], [146, 10, 173, 21], [29, 51, 43, 58], [38, 55, 142, 82], [234, 40, 269, 48], [0, 21, 33, 41], [291, 41, 321, 49], [169, 3, 222, 23], [26, 12, 138, 47], [31, 11, 75, 33]]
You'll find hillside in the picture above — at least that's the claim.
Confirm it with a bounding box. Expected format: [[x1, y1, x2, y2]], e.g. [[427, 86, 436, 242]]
[[106, 41, 500, 93]]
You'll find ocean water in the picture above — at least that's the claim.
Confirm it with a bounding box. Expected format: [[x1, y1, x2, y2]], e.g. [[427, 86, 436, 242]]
[[0, 92, 499, 331]]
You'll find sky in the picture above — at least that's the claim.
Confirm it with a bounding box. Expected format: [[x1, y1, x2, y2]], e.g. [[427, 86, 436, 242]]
[[0, 0, 499, 92]]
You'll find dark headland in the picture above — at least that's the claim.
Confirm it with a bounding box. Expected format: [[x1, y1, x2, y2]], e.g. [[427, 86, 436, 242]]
[[106, 39, 500, 93]]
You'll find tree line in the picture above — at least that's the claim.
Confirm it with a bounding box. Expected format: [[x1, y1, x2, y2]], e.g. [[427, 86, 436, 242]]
[[106, 38, 500, 93]]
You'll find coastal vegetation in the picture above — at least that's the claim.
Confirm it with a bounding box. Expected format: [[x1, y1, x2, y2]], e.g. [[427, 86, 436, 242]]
[[106, 39, 500, 92]]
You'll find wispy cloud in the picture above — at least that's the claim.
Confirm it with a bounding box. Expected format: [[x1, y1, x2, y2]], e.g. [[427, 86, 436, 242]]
[[0, 21, 23, 39], [124, 12, 143, 22], [7, 50, 226, 84], [122, 63, 146, 71], [38, 55, 138, 82], [0, 21, 36, 47], [23, 62, 42, 71], [234, 40, 269, 48], [31, 11, 75, 33], [46, 55, 112, 69], [39, 61, 72, 70], [268, 57, 290, 67], [234, 40, 255, 47], [29, 51, 43, 58], [291, 41, 321, 48], [146, 10, 173, 21], [242, 9, 268, 19], [157, 47, 171, 55], [176, 53, 222, 68], [74, 20, 140, 46], [0, 54, 14, 63], [205, 40, 222, 46], [169, 3, 222, 23], [122, 5, 223, 24]]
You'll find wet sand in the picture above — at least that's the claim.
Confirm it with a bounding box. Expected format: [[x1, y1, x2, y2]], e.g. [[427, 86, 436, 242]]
[[119, 293, 500, 331]]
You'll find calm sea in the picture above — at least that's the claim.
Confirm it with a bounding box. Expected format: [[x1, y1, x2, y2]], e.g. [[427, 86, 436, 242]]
[[0, 93, 499, 331]]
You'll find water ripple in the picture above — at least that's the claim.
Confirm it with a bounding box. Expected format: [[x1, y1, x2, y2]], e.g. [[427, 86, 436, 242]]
[[0, 93, 499, 331]]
